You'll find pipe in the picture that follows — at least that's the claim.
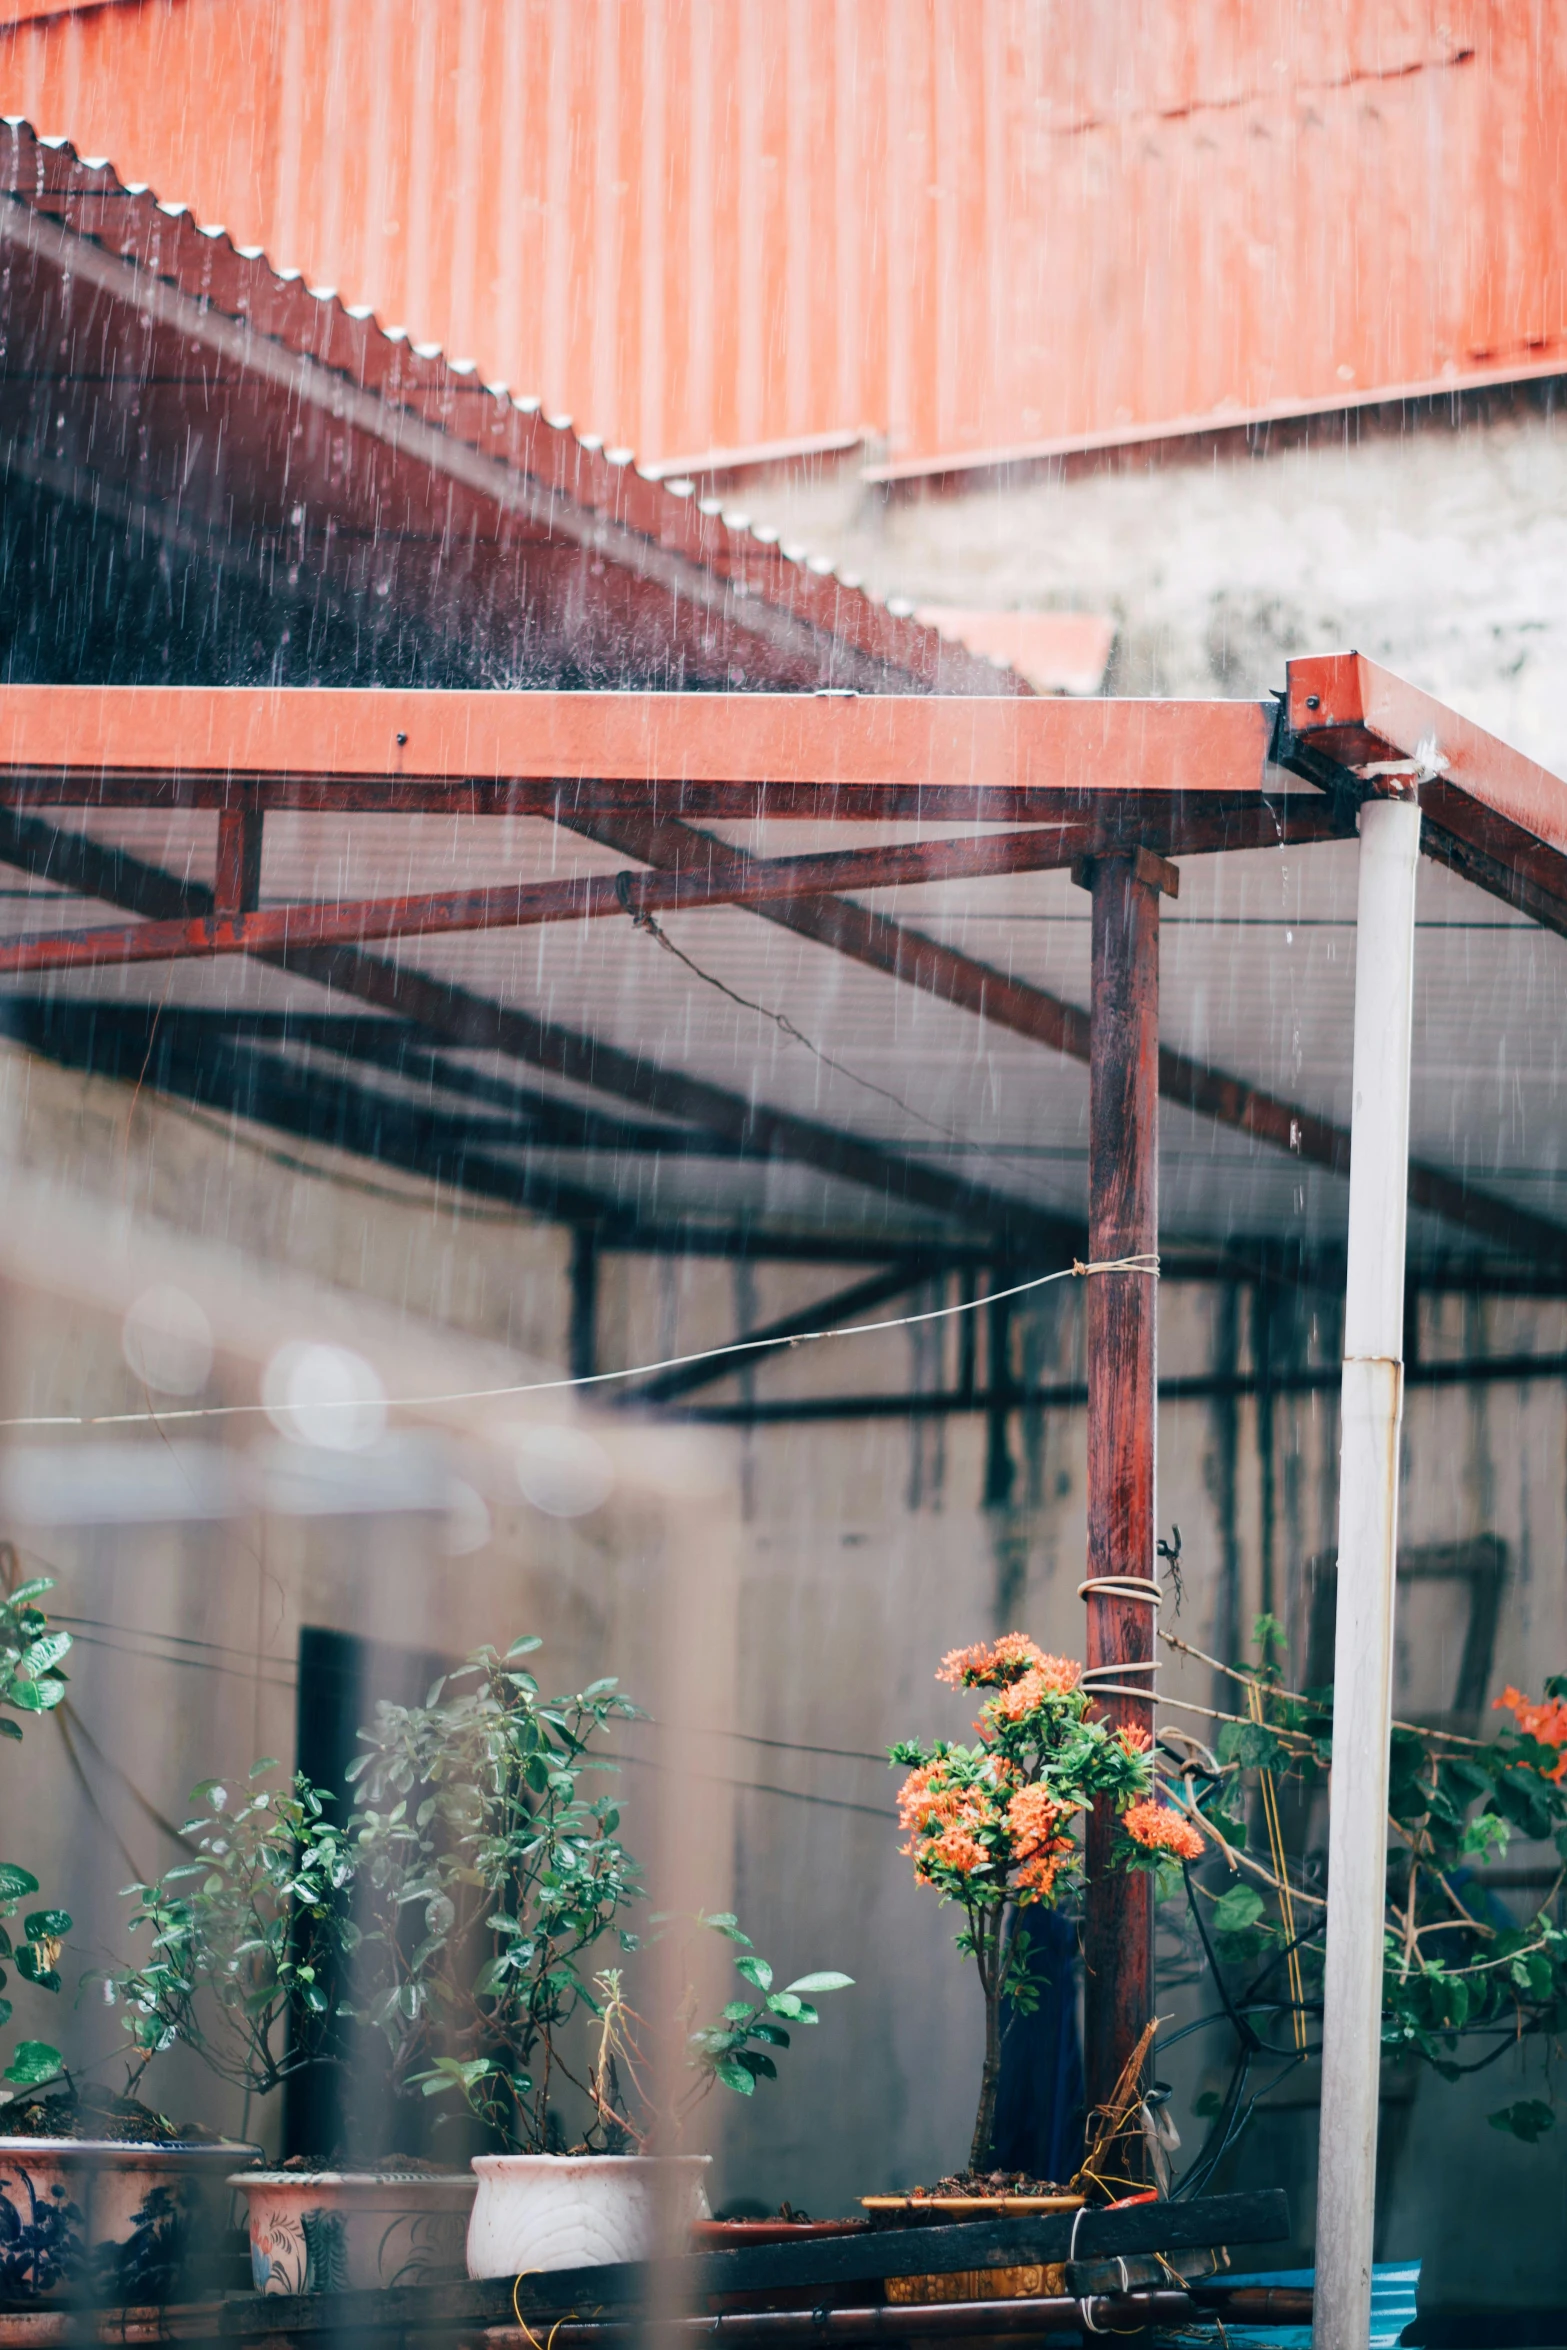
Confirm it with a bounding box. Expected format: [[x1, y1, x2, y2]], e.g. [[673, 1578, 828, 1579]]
[[492, 2293, 1199, 2344], [1313, 794, 1421, 2350]]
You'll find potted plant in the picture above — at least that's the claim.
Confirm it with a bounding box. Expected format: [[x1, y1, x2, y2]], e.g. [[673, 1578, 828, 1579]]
[[887, 1633, 1195, 2198], [108, 1761, 475, 2296], [0, 1565, 257, 2310], [344, 1635, 850, 2277]]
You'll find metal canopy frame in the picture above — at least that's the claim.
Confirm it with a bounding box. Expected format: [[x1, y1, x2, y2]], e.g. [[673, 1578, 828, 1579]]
[[1, 653, 1557, 2143], [0, 667, 1563, 1282]]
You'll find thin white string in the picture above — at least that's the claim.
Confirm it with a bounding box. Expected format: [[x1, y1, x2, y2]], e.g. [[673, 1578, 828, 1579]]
[[0, 1253, 1160, 1432]]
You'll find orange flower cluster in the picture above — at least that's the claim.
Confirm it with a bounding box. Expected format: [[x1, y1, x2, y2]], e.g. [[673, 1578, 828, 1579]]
[[937, 1632, 1047, 1689], [1122, 1799, 1205, 1861], [1005, 1783, 1076, 1900], [897, 1762, 1002, 1880], [1495, 1685, 1567, 1782], [978, 1654, 1081, 1726]]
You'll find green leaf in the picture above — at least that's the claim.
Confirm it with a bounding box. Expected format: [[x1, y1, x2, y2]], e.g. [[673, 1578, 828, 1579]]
[[0, 1720, 20, 1742], [23, 1912, 72, 1941], [0, 1867, 39, 1901], [713, 2057, 756, 2095], [749, 2021, 791, 2048], [3, 2040, 63, 2087], [1210, 1885, 1265, 1936], [735, 1954, 773, 1992], [6, 1579, 55, 1606], [506, 1636, 544, 1658], [722, 2001, 756, 2022], [21, 1633, 70, 1678], [702, 1913, 753, 1946], [782, 1971, 853, 1996], [249, 1757, 281, 1778], [1488, 2099, 1555, 2144]]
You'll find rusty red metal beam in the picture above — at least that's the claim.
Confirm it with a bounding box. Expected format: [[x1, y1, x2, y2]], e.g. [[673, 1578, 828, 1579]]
[[0, 825, 1153, 975], [1081, 850, 1164, 2130], [562, 811, 1567, 1274], [0, 685, 1275, 801], [1283, 652, 1567, 939], [0, 772, 1339, 834]]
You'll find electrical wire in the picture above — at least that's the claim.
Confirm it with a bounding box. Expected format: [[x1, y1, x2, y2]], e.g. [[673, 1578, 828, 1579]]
[[0, 1252, 1159, 1431]]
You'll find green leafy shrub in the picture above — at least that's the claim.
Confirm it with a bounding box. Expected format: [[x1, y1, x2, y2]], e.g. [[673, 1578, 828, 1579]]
[[1, 1565, 73, 2092], [108, 1762, 351, 2101], [346, 1636, 848, 2153]]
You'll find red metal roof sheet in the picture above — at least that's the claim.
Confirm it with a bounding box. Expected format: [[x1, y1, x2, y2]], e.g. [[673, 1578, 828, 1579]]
[[0, 2, 1560, 478]]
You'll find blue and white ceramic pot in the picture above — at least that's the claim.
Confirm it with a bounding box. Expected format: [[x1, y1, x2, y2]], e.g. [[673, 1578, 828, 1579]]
[[0, 2138, 256, 2306], [230, 2170, 476, 2295]]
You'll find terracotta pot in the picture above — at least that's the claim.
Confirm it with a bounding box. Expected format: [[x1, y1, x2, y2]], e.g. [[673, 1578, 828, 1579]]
[[467, 2153, 712, 2279], [0, 2137, 256, 2306], [229, 2169, 477, 2296]]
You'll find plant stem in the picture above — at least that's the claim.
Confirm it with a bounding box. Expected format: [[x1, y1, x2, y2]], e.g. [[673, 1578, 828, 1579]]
[[968, 1910, 1002, 2172]]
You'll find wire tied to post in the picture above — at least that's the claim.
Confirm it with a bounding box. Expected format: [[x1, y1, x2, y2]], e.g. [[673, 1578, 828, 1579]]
[[1072, 1253, 1160, 1279], [1079, 1586, 1162, 1710]]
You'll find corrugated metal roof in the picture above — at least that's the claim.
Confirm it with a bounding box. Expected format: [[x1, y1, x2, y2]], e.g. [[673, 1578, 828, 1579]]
[[0, 115, 1020, 696], [1, 2, 1561, 478]]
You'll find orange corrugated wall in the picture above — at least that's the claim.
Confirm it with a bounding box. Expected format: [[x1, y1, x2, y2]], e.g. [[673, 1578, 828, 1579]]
[[0, 0, 1562, 476]]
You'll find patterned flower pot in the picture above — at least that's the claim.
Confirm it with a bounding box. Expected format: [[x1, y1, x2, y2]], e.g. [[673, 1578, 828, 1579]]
[[230, 2170, 477, 2295], [466, 2154, 712, 2279], [0, 2138, 256, 2306]]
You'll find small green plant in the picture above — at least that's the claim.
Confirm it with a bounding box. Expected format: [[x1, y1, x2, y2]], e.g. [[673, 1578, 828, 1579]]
[[577, 1915, 852, 2152], [108, 1762, 351, 2101], [1, 1561, 73, 2094], [347, 1636, 849, 2153]]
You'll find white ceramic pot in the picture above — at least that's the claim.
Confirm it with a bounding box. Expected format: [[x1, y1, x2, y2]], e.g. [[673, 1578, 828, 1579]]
[[229, 2169, 477, 2295], [0, 2138, 255, 2305], [466, 2154, 712, 2279]]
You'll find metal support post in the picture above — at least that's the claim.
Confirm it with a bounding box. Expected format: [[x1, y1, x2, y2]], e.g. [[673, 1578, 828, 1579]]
[[1313, 794, 1421, 2350], [1079, 846, 1174, 2120], [569, 1228, 599, 1385]]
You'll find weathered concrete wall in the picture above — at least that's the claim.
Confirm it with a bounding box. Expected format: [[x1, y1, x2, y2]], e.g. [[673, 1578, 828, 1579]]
[[761, 387, 1567, 781]]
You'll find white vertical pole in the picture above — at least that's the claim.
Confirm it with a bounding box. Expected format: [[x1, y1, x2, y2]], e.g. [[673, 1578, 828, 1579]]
[[1313, 794, 1421, 2350]]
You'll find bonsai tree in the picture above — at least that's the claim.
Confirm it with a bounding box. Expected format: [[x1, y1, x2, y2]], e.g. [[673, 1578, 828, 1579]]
[[346, 1635, 849, 2152], [0, 1565, 74, 2097], [892, 1632, 1197, 2174], [106, 1761, 352, 2113]]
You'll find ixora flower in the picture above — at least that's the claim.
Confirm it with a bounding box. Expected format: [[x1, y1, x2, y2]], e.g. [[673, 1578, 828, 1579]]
[[1495, 1685, 1567, 1781], [891, 1631, 1158, 2173], [1120, 1798, 1205, 1864]]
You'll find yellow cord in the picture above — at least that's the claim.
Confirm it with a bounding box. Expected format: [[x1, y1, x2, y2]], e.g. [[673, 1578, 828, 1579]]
[[511, 2271, 567, 2350], [1247, 1681, 1308, 2053]]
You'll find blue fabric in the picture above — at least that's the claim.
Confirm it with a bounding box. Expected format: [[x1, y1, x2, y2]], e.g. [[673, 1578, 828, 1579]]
[[1223, 2259, 1421, 2348], [988, 1907, 1085, 2182]]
